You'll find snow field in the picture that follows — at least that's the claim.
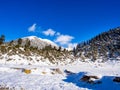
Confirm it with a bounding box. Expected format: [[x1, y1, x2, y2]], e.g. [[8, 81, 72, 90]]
[[0, 60, 120, 90]]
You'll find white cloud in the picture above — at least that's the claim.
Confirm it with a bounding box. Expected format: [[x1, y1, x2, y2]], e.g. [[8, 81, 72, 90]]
[[28, 23, 36, 32], [55, 35, 74, 45], [42, 28, 56, 36]]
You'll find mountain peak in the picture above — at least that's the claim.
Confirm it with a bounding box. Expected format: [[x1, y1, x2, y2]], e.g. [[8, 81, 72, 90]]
[[21, 36, 58, 49], [23, 36, 38, 40]]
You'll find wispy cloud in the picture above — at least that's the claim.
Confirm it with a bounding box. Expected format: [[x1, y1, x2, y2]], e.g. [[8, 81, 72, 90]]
[[55, 34, 74, 45], [42, 28, 56, 36], [28, 23, 36, 32]]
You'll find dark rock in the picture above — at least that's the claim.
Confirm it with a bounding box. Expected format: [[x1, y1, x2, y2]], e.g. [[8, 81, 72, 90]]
[[80, 75, 90, 82], [64, 69, 75, 75], [80, 75, 101, 84], [113, 77, 120, 82]]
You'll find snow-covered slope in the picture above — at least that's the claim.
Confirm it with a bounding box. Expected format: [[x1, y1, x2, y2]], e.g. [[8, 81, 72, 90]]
[[0, 60, 120, 90], [21, 36, 58, 49]]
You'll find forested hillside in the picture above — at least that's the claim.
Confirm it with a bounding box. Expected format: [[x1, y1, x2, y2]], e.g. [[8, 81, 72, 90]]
[[74, 27, 120, 62]]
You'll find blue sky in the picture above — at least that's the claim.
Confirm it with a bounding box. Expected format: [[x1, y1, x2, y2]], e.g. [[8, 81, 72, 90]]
[[0, 0, 120, 48]]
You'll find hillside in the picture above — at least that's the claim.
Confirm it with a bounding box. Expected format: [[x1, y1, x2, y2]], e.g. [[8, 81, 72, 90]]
[[74, 27, 120, 62], [0, 36, 73, 65]]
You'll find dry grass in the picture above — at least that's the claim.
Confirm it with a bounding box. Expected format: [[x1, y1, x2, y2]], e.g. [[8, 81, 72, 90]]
[[0, 87, 9, 90], [42, 72, 47, 74], [0, 86, 25, 90], [23, 69, 31, 74]]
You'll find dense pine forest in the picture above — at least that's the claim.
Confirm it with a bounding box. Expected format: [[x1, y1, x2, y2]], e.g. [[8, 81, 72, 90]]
[[73, 27, 120, 61]]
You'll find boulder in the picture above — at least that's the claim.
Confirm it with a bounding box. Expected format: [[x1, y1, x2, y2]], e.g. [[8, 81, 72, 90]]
[[80, 75, 101, 84], [64, 69, 75, 75], [51, 68, 62, 74], [113, 77, 120, 82]]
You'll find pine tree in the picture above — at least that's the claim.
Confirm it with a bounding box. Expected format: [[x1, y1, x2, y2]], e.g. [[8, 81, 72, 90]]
[[0, 35, 5, 45], [58, 46, 61, 51], [73, 47, 76, 56], [25, 39, 31, 48], [18, 38, 22, 45]]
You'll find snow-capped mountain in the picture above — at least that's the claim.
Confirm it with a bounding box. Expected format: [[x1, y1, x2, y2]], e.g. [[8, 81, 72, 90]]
[[15, 36, 58, 49]]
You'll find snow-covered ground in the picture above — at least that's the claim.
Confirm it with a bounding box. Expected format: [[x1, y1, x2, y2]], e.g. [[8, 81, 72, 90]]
[[0, 60, 120, 90]]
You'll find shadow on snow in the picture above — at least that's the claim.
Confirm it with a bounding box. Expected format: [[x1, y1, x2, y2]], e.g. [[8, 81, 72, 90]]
[[63, 71, 120, 90]]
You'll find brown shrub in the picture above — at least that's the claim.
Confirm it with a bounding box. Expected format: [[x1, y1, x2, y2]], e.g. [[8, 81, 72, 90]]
[[42, 72, 47, 74], [23, 69, 31, 74]]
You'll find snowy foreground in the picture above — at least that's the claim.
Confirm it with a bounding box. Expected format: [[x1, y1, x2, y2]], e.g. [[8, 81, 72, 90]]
[[0, 60, 120, 90]]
